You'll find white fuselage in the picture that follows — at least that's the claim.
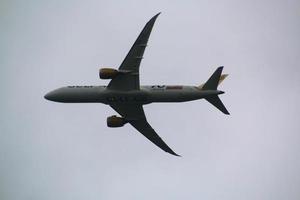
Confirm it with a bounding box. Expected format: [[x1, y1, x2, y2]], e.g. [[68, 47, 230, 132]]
[[44, 85, 223, 104]]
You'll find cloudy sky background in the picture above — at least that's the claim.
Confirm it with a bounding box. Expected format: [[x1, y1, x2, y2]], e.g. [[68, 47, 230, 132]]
[[1, 0, 300, 199]]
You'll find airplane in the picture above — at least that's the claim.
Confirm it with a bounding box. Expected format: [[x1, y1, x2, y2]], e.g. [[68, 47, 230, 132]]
[[44, 13, 229, 156]]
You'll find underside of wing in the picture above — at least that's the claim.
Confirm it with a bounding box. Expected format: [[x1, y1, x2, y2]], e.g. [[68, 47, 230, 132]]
[[110, 104, 180, 156], [130, 119, 180, 156], [107, 13, 160, 91]]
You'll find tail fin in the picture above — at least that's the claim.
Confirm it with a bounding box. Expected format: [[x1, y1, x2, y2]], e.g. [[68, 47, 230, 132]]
[[202, 66, 230, 115], [218, 74, 228, 85]]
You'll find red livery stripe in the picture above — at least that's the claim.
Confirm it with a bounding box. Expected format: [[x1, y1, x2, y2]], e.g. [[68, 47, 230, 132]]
[[166, 86, 183, 90]]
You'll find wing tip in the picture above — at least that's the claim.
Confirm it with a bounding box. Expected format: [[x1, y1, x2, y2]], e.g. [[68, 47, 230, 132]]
[[150, 12, 161, 21], [167, 150, 181, 157]]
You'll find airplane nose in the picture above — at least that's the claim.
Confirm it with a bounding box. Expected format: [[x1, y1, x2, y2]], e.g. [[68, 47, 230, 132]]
[[44, 91, 58, 101], [44, 92, 52, 101]]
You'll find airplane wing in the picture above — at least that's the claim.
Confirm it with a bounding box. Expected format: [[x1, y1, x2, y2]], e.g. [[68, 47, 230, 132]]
[[107, 13, 160, 91], [110, 104, 180, 156]]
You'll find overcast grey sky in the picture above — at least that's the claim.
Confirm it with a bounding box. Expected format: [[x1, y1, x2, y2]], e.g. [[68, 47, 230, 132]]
[[1, 0, 300, 199]]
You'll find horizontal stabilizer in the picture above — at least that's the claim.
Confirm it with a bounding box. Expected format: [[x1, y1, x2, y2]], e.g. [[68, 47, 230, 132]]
[[198, 74, 228, 89], [205, 95, 230, 115], [202, 66, 223, 90]]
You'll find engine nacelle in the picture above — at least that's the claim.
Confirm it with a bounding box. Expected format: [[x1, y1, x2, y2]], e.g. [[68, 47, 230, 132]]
[[107, 115, 127, 128], [99, 68, 119, 79]]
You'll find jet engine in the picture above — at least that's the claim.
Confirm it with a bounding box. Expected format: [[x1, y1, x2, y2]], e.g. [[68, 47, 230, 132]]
[[99, 68, 119, 79], [107, 115, 127, 127]]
